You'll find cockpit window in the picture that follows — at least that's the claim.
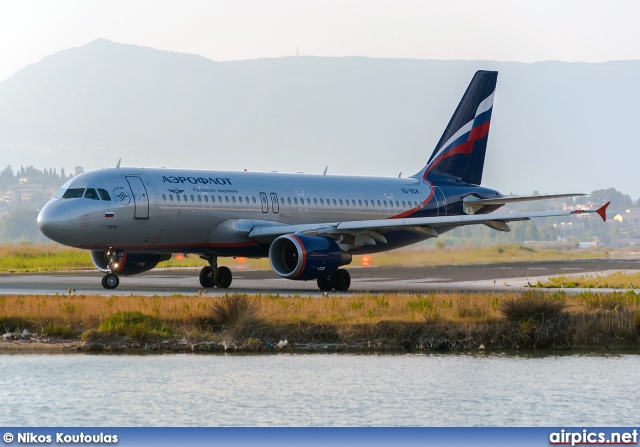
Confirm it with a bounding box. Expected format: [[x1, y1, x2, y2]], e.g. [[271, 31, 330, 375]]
[[62, 188, 85, 199], [84, 188, 100, 200], [53, 188, 65, 199], [97, 188, 111, 201]]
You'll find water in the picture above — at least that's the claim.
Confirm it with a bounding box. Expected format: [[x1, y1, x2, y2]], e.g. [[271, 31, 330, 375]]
[[1, 353, 639, 426]]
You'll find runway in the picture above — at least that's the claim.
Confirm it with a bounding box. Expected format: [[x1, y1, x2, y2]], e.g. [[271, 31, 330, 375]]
[[1, 258, 639, 296]]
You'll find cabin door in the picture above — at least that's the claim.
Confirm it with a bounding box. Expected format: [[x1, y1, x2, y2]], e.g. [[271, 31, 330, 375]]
[[125, 176, 149, 220]]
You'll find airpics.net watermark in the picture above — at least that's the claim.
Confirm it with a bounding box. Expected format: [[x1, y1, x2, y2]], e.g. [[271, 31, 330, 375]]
[[3, 432, 118, 444], [549, 429, 638, 446]]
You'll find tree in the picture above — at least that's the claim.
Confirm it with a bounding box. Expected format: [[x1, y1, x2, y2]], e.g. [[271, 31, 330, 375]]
[[0, 208, 40, 242], [74, 166, 84, 176]]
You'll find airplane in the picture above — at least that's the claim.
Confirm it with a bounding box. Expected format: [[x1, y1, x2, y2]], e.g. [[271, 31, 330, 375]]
[[37, 70, 609, 291]]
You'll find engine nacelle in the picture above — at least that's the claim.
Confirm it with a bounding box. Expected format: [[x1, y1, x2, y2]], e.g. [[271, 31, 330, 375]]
[[269, 235, 352, 280], [90, 250, 171, 276]]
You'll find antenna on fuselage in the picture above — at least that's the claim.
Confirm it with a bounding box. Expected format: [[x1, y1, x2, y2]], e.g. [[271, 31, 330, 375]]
[[323, 166, 328, 176], [116, 158, 121, 169], [398, 172, 402, 178]]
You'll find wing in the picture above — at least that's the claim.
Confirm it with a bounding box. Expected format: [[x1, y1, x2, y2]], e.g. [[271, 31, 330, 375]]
[[249, 202, 609, 250]]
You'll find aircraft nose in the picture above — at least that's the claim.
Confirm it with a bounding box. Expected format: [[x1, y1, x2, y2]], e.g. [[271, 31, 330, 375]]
[[37, 202, 70, 242]]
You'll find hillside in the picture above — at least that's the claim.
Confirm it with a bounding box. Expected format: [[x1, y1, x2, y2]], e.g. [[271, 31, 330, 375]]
[[1, 39, 639, 196]]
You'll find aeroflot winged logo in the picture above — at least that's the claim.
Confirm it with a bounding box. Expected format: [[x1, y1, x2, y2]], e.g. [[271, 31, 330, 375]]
[[163, 176, 233, 186], [168, 188, 185, 194], [111, 186, 131, 206]]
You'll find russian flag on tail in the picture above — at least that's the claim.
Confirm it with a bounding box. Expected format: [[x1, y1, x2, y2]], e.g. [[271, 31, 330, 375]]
[[413, 70, 498, 186]]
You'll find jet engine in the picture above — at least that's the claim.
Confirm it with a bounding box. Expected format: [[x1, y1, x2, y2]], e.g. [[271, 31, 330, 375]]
[[268, 235, 352, 280], [90, 250, 171, 276]]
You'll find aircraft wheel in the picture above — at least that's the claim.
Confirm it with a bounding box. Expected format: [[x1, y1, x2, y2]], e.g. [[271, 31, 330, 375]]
[[102, 273, 119, 290], [215, 266, 232, 289], [199, 266, 216, 288], [317, 275, 333, 291], [332, 269, 351, 292]]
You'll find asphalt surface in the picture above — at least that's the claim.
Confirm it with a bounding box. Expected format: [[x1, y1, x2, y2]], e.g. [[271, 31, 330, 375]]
[[1, 258, 639, 296]]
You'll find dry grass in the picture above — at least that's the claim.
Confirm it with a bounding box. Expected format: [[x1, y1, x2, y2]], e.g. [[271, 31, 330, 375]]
[[358, 244, 611, 268], [540, 271, 640, 290]]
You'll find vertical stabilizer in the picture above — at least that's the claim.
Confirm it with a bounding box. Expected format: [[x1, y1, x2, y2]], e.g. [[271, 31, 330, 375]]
[[413, 70, 498, 185]]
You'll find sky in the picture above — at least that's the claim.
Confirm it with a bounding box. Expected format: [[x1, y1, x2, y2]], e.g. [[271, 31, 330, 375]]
[[1, 0, 640, 82]]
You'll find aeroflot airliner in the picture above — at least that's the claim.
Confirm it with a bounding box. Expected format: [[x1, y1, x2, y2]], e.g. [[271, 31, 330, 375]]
[[37, 71, 608, 291]]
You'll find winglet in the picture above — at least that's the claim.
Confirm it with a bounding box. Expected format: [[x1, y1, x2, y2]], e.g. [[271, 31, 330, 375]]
[[596, 202, 610, 222]]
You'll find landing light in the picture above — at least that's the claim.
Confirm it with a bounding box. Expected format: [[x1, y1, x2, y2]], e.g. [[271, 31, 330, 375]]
[[361, 255, 371, 268], [237, 257, 247, 263]]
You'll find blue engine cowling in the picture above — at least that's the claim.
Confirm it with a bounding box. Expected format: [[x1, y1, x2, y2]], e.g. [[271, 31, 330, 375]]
[[268, 235, 352, 280], [90, 250, 171, 276]]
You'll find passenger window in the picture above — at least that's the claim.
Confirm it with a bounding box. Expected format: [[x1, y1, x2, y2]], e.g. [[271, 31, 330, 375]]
[[162, 194, 167, 201], [377, 200, 381, 206], [287, 198, 291, 205], [402, 201, 406, 207], [84, 188, 100, 200], [62, 188, 85, 199], [191, 195, 195, 202], [232, 196, 236, 203], [332, 199, 337, 206], [389, 201, 393, 208], [225, 196, 229, 203], [253, 197, 257, 204], [320, 198, 324, 205], [313, 198, 317, 205], [358, 200, 362, 206], [294, 198, 298, 205], [183, 195, 187, 202], [383, 200, 387, 207], [339, 199, 343, 206], [239, 196, 243, 203], [396, 201, 399, 207], [280, 197, 285, 205], [169, 194, 174, 202], [177, 195, 181, 202], [365, 200, 368, 207], [197, 195, 202, 202], [218, 196, 222, 202], [97, 189, 111, 201], [204, 195, 208, 203]]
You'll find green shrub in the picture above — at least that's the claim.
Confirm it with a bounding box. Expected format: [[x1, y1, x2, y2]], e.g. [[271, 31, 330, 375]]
[[98, 311, 173, 340]]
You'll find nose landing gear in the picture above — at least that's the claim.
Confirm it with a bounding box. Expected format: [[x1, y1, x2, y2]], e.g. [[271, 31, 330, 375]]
[[102, 273, 120, 290]]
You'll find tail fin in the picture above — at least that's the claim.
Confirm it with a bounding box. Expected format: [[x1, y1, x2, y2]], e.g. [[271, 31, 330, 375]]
[[413, 70, 498, 185]]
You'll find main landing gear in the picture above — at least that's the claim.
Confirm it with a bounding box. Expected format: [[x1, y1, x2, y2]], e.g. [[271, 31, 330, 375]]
[[317, 269, 351, 292], [199, 256, 232, 289]]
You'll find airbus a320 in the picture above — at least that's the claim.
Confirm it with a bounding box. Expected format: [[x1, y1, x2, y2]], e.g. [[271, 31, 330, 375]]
[[37, 71, 608, 291]]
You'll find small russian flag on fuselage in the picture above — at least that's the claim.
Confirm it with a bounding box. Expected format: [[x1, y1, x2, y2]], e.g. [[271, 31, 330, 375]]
[[105, 212, 115, 218]]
